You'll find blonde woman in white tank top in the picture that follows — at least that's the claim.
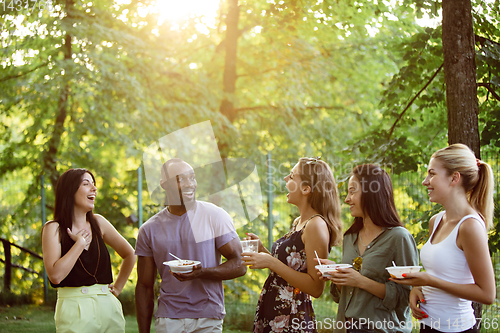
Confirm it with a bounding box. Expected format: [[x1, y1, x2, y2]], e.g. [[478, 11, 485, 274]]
[[393, 144, 496, 333]]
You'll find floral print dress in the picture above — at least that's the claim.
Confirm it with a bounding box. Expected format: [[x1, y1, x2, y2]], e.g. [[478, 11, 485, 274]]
[[253, 216, 320, 333]]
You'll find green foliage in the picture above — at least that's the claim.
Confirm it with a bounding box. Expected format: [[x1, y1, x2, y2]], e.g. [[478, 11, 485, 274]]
[[343, 24, 448, 173], [2, 0, 500, 308], [345, 0, 500, 175], [481, 107, 500, 147], [489, 204, 500, 255], [0, 0, 428, 240]]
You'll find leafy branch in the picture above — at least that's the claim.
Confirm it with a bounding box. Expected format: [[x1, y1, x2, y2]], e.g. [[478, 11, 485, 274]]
[[387, 63, 444, 140], [478, 82, 500, 101], [235, 105, 357, 114], [475, 34, 500, 48], [0, 62, 48, 83]]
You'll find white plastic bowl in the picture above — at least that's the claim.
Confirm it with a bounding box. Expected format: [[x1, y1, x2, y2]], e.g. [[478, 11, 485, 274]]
[[385, 266, 422, 279], [315, 264, 352, 277], [163, 260, 201, 273]]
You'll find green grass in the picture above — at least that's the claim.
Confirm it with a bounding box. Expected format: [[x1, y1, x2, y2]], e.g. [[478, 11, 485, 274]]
[[3, 303, 499, 333], [0, 304, 250, 333], [0, 304, 145, 332]]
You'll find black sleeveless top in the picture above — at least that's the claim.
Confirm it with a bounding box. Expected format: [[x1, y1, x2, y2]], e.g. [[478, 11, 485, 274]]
[[50, 226, 113, 288]]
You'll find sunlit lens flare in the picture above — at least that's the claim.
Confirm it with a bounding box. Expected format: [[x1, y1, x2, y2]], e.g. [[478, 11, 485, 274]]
[[153, 0, 220, 24]]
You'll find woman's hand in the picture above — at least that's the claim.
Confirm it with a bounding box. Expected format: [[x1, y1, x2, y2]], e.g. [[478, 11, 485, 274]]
[[108, 283, 121, 297], [97, 214, 136, 297], [67, 228, 91, 250], [242, 252, 278, 270], [390, 271, 433, 287], [409, 287, 428, 319], [315, 258, 336, 280], [328, 267, 363, 288], [243, 233, 267, 253]]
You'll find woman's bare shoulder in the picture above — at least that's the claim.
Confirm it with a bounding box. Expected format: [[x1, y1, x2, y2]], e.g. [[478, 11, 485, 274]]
[[42, 221, 60, 237]]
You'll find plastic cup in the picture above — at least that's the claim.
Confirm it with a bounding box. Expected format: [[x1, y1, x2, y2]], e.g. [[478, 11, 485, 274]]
[[241, 239, 259, 253]]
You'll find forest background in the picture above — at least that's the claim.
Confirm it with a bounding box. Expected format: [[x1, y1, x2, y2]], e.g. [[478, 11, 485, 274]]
[[1, 0, 500, 330]]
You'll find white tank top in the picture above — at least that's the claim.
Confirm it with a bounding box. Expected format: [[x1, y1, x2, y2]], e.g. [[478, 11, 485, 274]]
[[419, 211, 484, 332]]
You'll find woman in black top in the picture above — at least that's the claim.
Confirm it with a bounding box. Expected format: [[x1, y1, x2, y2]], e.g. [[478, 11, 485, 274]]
[[42, 168, 136, 332]]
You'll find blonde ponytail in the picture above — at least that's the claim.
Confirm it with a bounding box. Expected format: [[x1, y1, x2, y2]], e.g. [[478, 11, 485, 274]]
[[432, 144, 495, 229], [470, 160, 494, 229]]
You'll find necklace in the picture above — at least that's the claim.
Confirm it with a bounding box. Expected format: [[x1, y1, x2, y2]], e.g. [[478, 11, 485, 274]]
[[284, 214, 322, 239], [359, 229, 384, 247], [78, 234, 100, 283]]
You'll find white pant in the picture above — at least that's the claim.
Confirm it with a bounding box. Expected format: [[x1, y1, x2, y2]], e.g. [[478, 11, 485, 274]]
[[154, 317, 223, 333]]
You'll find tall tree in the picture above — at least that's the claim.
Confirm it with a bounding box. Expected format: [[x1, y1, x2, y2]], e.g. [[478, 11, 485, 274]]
[[0, 0, 179, 236], [219, 0, 240, 124], [442, 0, 480, 157], [42, 0, 74, 189]]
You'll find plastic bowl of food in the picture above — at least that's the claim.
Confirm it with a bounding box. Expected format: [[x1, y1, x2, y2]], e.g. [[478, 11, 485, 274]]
[[315, 264, 352, 277], [163, 260, 201, 273], [385, 266, 422, 279]]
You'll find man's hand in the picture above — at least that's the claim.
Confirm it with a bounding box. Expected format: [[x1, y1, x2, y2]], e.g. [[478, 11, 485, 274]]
[[171, 264, 203, 281]]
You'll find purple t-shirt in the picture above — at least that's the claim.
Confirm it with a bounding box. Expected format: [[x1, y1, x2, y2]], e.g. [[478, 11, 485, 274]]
[[135, 201, 237, 319]]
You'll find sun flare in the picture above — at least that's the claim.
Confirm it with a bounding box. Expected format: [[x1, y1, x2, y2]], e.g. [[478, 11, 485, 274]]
[[153, 0, 220, 24]]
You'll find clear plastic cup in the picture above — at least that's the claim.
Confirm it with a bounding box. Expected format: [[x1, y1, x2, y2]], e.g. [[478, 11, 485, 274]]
[[241, 239, 259, 253]]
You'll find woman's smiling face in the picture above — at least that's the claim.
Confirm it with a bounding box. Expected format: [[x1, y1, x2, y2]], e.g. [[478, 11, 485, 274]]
[[284, 162, 306, 205], [422, 157, 453, 204], [74, 172, 97, 212], [345, 175, 364, 218]]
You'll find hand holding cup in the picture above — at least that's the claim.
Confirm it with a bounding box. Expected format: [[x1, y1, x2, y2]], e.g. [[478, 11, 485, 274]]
[[242, 233, 264, 253]]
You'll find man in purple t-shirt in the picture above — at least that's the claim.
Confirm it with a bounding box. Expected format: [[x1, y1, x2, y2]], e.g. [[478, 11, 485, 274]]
[[135, 158, 246, 333]]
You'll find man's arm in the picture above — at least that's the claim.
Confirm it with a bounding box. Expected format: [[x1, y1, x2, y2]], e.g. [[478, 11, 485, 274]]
[[135, 256, 157, 333], [173, 237, 246, 281], [208, 237, 247, 279]]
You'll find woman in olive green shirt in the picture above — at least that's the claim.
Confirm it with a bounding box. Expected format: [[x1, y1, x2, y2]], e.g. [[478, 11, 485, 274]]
[[319, 164, 419, 333]]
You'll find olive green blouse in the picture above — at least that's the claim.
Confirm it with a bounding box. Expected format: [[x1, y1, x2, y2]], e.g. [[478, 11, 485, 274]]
[[330, 226, 419, 333]]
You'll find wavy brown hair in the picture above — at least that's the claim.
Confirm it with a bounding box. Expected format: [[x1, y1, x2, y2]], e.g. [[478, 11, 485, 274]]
[[296, 158, 342, 249]]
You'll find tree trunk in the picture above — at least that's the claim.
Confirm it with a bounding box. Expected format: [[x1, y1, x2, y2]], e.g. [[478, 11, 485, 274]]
[[2, 240, 11, 293], [442, 0, 481, 158], [219, 0, 240, 123], [42, 0, 73, 188], [442, 1, 483, 326]]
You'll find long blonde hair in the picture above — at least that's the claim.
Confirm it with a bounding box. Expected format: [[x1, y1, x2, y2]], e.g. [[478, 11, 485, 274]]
[[432, 144, 495, 229], [297, 157, 343, 249]]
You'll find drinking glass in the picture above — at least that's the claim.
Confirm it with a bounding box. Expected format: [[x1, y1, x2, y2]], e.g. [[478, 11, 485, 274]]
[[241, 239, 259, 253]]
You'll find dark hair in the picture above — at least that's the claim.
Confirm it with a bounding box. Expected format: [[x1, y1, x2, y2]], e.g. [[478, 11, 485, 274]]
[[296, 158, 343, 249], [51, 168, 102, 249], [345, 164, 403, 235]]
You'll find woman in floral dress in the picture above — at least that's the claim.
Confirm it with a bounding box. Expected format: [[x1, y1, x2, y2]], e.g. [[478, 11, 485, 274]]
[[243, 157, 343, 333]]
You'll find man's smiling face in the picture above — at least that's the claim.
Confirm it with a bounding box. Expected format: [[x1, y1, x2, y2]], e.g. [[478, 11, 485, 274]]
[[163, 161, 197, 206]]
